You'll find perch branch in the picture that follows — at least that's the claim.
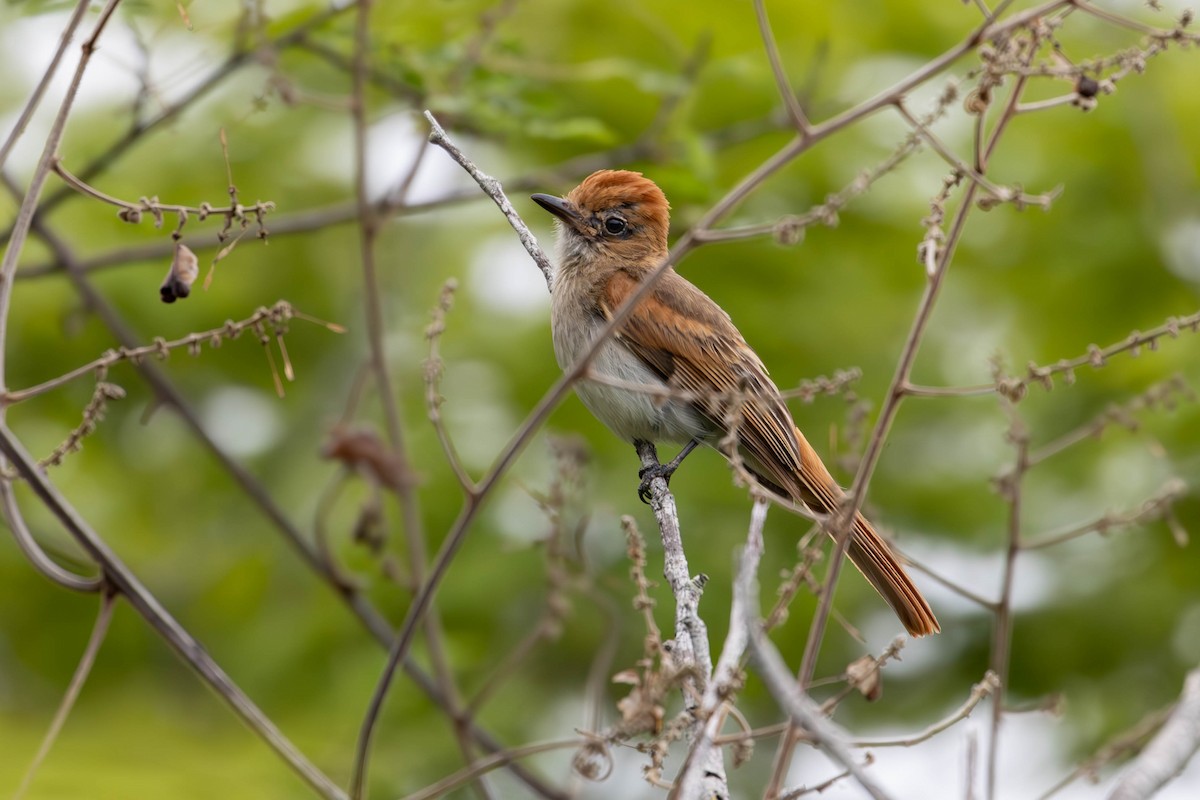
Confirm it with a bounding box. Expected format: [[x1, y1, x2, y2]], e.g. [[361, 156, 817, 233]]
[[1108, 667, 1200, 800]]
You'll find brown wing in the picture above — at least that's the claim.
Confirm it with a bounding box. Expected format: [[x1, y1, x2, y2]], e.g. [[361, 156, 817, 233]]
[[601, 268, 940, 636], [600, 267, 805, 487]]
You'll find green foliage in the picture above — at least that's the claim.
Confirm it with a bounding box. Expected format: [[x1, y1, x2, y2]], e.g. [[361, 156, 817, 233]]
[[2, 0, 1200, 797]]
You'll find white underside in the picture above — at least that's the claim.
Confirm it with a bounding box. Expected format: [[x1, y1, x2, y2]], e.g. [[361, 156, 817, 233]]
[[550, 255, 710, 445], [570, 337, 709, 444]]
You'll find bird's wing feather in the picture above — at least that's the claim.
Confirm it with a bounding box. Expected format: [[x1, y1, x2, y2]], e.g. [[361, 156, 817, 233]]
[[600, 268, 812, 496], [600, 269, 939, 636]]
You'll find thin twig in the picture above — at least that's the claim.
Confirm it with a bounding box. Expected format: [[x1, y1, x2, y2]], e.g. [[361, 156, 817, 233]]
[[691, 128, 925, 246], [425, 112, 555, 286], [753, 0, 812, 136], [1022, 479, 1186, 550], [673, 499, 768, 798], [989, 401, 1027, 800], [0, 0, 124, 386], [348, 4, 486, 797], [904, 382, 996, 398], [1, 301, 326, 404], [905, 554, 996, 609], [745, 578, 895, 800], [854, 672, 1000, 747], [0, 476, 102, 592], [998, 313, 1200, 402], [0, 0, 92, 172], [13, 189, 486, 280], [13, 588, 116, 800], [51, 159, 274, 239], [0, 424, 349, 800], [1108, 666, 1200, 798]]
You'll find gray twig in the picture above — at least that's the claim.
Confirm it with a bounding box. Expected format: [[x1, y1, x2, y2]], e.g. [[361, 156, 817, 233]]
[[1108, 667, 1200, 800], [0, 423, 348, 800], [424, 110, 555, 287], [634, 440, 727, 799], [744, 583, 895, 800], [673, 499, 769, 799]]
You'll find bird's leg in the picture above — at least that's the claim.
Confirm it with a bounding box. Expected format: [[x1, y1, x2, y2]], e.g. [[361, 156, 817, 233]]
[[636, 438, 701, 503]]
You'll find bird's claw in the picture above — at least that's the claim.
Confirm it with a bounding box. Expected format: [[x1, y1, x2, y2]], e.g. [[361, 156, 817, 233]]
[[637, 463, 675, 504]]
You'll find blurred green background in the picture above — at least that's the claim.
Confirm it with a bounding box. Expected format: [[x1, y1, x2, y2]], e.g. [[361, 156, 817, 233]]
[[2, 0, 1199, 797]]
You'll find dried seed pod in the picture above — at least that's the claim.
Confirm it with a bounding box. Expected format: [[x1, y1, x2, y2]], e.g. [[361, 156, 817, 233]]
[[160, 243, 199, 303], [846, 654, 884, 701], [321, 426, 414, 491], [1076, 75, 1100, 98]]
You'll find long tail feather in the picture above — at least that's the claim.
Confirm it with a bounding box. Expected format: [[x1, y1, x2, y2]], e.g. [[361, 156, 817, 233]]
[[790, 428, 939, 637]]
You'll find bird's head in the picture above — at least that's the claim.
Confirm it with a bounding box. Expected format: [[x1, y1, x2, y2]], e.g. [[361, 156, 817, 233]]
[[532, 170, 671, 269]]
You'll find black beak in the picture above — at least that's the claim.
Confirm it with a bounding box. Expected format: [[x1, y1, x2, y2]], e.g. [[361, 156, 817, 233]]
[[531, 193, 580, 222]]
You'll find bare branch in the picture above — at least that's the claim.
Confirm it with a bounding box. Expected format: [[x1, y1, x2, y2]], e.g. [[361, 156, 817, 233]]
[[0, 0, 91, 172], [2, 301, 332, 405], [13, 589, 115, 800], [0, 423, 349, 800], [1108, 667, 1200, 800], [630, 442, 731, 797], [0, 0, 124, 385], [744, 581, 896, 800], [425, 111, 555, 286], [753, 0, 812, 136], [854, 672, 1000, 748], [52, 159, 274, 240], [674, 499, 768, 798]]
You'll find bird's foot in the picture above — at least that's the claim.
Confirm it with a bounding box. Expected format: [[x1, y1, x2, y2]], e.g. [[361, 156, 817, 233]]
[[637, 462, 678, 504], [635, 439, 701, 504]]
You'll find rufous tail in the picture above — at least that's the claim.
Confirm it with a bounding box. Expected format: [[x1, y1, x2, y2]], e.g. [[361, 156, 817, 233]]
[[843, 509, 939, 636], [790, 428, 940, 637]]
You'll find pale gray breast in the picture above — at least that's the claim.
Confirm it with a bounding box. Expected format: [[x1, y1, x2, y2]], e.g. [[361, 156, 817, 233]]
[[550, 269, 709, 445]]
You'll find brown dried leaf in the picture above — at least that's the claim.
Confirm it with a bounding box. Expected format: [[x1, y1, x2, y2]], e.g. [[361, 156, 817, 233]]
[[159, 243, 199, 303], [846, 654, 883, 702], [611, 669, 640, 686], [321, 427, 414, 491]]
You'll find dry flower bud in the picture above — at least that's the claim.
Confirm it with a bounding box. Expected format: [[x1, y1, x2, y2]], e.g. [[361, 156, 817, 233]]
[[571, 741, 612, 782], [774, 215, 805, 245], [1076, 76, 1100, 98], [611, 669, 640, 685], [846, 654, 884, 701], [321, 426, 414, 491], [964, 87, 991, 115], [160, 243, 200, 303]]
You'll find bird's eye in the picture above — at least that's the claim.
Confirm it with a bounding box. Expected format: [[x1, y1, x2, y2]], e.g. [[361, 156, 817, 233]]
[[604, 216, 627, 235]]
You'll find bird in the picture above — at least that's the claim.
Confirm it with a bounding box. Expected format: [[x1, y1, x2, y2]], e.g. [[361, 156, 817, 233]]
[[531, 169, 939, 637]]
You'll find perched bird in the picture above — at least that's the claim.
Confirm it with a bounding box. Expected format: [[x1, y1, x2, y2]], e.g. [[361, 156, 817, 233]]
[[531, 170, 939, 637]]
